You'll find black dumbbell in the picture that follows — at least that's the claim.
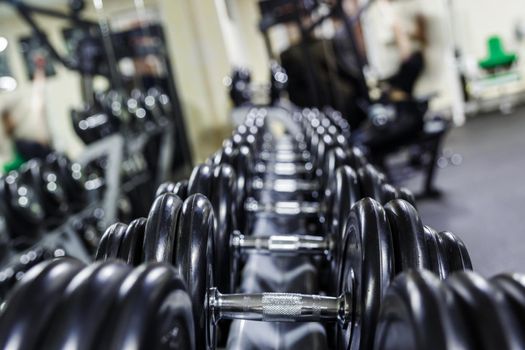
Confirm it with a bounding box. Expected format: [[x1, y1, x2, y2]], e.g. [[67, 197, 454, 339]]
[[2, 261, 523, 350], [184, 161, 414, 249], [185, 160, 415, 245], [45, 152, 87, 212], [228, 67, 252, 107], [374, 269, 525, 349], [96, 192, 471, 350], [0, 247, 63, 300], [228, 109, 343, 175], [147, 87, 173, 118], [0, 259, 196, 349], [216, 119, 411, 210], [70, 107, 119, 145], [21, 159, 69, 226], [154, 162, 419, 288], [0, 171, 45, 244]]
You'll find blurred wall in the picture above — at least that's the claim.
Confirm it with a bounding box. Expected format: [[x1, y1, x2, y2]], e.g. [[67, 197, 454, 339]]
[[450, 0, 525, 78]]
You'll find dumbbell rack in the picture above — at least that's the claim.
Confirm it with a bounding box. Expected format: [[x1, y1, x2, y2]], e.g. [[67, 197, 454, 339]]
[[77, 119, 176, 226], [0, 203, 97, 301], [227, 110, 328, 348]]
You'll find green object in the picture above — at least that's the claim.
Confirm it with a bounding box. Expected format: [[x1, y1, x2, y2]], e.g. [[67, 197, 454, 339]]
[[2, 150, 25, 173], [479, 36, 518, 70]]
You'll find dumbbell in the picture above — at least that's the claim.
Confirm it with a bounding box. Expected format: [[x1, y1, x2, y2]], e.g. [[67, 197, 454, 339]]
[[374, 269, 525, 349], [70, 106, 119, 145], [211, 149, 413, 221], [224, 120, 392, 204], [2, 260, 523, 350], [45, 153, 87, 212], [21, 159, 69, 226], [215, 125, 345, 189], [232, 109, 345, 173], [228, 67, 252, 107], [229, 122, 349, 201], [158, 162, 418, 271], [147, 87, 173, 118], [0, 170, 45, 243], [96, 193, 471, 350], [0, 247, 67, 300], [0, 259, 196, 350], [269, 60, 288, 104], [129, 88, 167, 126], [5, 154, 88, 222], [248, 120, 343, 170], [248, 142, 361, 194], [155, 164, 457, 302]]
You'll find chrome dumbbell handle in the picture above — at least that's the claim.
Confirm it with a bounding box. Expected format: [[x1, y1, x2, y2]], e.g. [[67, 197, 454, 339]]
[[244, 199, 320, 215], [209, 288, 351, 327], [254, 162, 313, 176], [251, 178, 319, 192], [257, 151, 310, 163], [231, 231, 332, 257]]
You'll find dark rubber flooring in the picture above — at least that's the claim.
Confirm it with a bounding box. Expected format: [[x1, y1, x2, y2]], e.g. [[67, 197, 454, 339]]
[[405, 109, 525, 276]]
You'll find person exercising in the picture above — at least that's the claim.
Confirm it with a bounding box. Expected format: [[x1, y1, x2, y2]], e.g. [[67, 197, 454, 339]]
[[352, 0, 430, 160], [1, 54, 52, 172], [380, 0, 428, 101]]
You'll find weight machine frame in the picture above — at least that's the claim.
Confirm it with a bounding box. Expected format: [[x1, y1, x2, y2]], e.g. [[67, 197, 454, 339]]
[[0, 0, 193, 169]]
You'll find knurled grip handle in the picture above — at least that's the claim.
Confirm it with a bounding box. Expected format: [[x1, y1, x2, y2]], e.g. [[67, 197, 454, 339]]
[[209, 288, 350, 326], [261, 293, 324, 321]]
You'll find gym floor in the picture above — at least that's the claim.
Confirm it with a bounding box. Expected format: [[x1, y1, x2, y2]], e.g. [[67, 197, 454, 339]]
[[406, 107, 525, 277]]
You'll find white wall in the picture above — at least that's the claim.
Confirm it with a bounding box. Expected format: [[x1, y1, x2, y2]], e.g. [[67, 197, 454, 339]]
[[450, 0, 525, 78]]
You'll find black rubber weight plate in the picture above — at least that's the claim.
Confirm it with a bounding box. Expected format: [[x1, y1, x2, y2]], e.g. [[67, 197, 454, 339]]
[[175, 194, 215, 350], [381, 184, 398, 204], [329, 165, 360, 242], [422, 226, 448, 279], [155, 182, 177, 197], [447, 271, 521, 349], [436, 231, 464, 274], [328, 165, 360, 293], [143, 193, 183, 263], [103, 223, 128, 260], [358, 165, 384, 204], [211, 164, 238, 293], [491, 274, 525, 345], [398, 187, 416, 208], [187, 164, 213, 197], [173, 180, 189, 200], [374, 270, 470, 350], [384, 199, 431, 274], [40, 261, 132, 349], [119, 218, 147, 265], [338, 198, 394, 350], [0, 258, 85, 350], [96, 263, 194, 350], [455, 235, 473, 270]]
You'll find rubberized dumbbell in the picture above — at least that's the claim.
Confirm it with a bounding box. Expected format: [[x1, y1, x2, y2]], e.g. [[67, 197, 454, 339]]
[[96, 193, 471, 350], [0, 259, 196, 349], [374, 269, 525, 349]]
